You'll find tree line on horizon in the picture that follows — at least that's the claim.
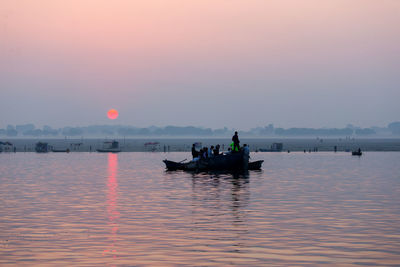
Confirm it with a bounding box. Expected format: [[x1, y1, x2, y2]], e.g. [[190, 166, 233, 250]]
[[1, 122, 400, 137]]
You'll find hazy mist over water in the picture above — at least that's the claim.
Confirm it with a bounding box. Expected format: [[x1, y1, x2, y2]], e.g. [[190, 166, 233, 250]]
[[1, 0, 399, 129]]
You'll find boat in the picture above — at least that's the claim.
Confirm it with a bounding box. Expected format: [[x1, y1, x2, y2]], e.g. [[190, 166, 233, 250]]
[[259, 143, 283, 152], [248, 160, 264, 170], [163, 152, 263, 171], [0, 141, 13, 152], [35, 142, 49, 153], [96, 140, 121, 153], [144, 142, 160, 152], [352, 148, 362, 156], [52, 148, 70, 153]]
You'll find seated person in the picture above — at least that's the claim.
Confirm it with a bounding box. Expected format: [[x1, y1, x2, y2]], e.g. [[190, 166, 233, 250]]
[[243, 144, 250, 155], [213, 144, 220, 156], [209, 146, 214, 158], [199, 148, 204, 159], [203, 147, 208, 159]]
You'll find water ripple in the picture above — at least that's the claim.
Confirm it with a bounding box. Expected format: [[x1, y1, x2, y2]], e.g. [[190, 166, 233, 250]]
[[1, 152, 400, 266]]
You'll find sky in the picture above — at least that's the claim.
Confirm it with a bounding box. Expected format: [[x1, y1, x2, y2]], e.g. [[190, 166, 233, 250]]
[[1, 0, 399, 130]]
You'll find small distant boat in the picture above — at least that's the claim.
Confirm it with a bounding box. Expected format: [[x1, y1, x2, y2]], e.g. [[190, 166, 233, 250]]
[[52, 148, 70, 153], [259, 143, 283, 152], [35, 142, 49, 153], [0, 141, 13, 152], [97, 140, 121, 153], [144, 142, 160, 152], [352, 151, 362, 156]]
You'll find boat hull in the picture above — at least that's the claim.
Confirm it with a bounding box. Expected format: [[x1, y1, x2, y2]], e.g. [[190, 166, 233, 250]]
[[258, 149, 282, 152], [164, 153, 263, 171], [52, 149, 70, 153], [248, 160, 264, 170], [96, 149, 121, 153]]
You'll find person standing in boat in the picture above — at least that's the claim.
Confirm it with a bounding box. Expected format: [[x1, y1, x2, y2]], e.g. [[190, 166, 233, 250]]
[[232, 131, 240, 152], [191, 143, 198, 159]]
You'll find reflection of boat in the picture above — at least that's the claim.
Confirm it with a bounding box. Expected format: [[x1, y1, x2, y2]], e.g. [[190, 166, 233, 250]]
[[97, 140, 121, 153], [163, 152, 263, 171], [35, 142, 49, 153], [259, 143, 283, 152]]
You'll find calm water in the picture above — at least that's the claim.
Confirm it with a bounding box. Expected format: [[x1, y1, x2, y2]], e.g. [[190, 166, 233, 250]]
[[1, 152, 400, 266]]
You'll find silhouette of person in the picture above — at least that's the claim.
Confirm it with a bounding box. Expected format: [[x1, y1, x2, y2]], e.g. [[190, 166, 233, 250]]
[[214, 144, 220, 156], [232, 131, 240, 152], [191, 144, 198, 159]]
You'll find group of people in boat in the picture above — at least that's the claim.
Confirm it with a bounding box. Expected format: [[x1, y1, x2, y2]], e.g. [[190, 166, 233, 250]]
[[191, 144, 221, 160], [191, 131, 249, 161]]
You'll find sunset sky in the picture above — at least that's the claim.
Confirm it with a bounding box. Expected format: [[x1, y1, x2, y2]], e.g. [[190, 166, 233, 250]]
[[1, 0, 399, 129]]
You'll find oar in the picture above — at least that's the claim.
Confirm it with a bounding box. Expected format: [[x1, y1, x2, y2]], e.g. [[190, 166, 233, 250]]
[[179, 158, 187, 163]]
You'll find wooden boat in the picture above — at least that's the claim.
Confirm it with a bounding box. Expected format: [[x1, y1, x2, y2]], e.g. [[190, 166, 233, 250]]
[[163, 152, 263, 171], [259, 143, 283, 152], [0, 141, 13, 152], [96, 148, 121, 153], [52, 148, 70, 153], [35, 142, 49, 153], [163, 160, 185, 170], [97, 140, 121, 153], [248, 160, 264, 170], [352, 151, 362, 156]]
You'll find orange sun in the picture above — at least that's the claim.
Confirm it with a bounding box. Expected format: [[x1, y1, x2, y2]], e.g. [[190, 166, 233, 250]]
[[107, 109, 119, 120]]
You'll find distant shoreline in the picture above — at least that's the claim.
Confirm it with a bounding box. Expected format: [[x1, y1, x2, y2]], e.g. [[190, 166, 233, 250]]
[[2, 138, 400, 152]]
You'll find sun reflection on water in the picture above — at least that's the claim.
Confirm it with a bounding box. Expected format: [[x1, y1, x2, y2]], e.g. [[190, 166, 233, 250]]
[[103, 153, 120, 260]]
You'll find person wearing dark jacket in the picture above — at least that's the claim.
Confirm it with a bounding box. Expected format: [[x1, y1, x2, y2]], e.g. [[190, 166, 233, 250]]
[[232, 131, 240, 152], [191, 144, 198, 159], [213, 144, 220, 156]]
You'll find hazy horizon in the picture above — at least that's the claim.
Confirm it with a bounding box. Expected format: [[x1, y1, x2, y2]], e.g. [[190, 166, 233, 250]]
[[1, 0, 399, 129], [1, 121, 399, 132]]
